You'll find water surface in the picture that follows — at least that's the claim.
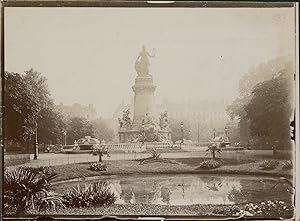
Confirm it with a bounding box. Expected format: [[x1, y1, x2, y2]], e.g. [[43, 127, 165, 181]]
[[52, 174, 291, 205]]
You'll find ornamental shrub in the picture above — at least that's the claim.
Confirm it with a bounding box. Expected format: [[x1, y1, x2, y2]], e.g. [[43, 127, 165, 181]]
[[199, 159, 222, 169], [63, 181, 116, 208]]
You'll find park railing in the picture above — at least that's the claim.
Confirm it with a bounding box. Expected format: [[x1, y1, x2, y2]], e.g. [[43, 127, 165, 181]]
[[6, 149, 275, 169], [103, 142, 182, 152]]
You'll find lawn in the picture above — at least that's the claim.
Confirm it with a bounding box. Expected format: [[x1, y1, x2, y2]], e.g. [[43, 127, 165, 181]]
[[51, 157, 293, 183]]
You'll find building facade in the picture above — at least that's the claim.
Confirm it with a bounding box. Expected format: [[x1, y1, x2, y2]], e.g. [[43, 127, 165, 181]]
[[56, 103, 97, 120]]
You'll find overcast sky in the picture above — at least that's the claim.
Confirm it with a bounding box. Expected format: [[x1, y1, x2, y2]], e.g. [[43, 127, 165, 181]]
[[5, 7, 295, 118]]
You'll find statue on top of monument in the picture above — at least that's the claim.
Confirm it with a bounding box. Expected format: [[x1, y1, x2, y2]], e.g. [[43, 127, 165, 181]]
[[135, 45, 155, 77]]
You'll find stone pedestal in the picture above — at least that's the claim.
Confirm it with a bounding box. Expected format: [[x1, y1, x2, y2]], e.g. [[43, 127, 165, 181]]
[[119, 129, 171, 143], [132, 75, 156, 129]]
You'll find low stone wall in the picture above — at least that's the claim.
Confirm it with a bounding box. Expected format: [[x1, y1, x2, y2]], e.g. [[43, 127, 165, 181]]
[[4, 154, 31, 167]]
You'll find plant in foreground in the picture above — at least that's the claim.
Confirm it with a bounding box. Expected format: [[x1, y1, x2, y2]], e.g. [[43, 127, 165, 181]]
[[259, 160, 279, 170], [199, 159, 222, 169], [88, 162, 108, 171], [207, 142, 222, 159], [63, 181, 116, 208], [21, 166, 57, 176], [212, 201, 293, 218], [244, 200, 293, 218], [4, 167, 58, 215], [212, 205, 241, 216], [35, 191, 66, 212], [91, 145, 110, 162], [282, 160, 293, 170], [139, 148, 177, 165], [150, 148, 161, 159]]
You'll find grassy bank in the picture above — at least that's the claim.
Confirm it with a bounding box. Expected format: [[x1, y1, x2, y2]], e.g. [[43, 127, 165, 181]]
[[28, 202, 293, 218], [51, 157, 293, 183]]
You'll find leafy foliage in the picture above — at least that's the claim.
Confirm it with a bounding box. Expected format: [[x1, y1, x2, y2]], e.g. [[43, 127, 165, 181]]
[[91, 118, 114, 142], [88, 162, 108, 171], [206, 143, 222, 159], [150, 148, 161, 159], [259, 160, 279, 170], [226, 56, 294, 149], [4, 167, 58, 214], [21, 166, 57, 176], [169, 118, 191, 143], [63, 182, 116, 208], [199, 159, 222, 169], [244, 200, 293, 218], [282, 160, 293, 170], [244, 70, 294, 149], [91, 145, 110, 162], [66, 117, 96, 144], [35, 191, 66, 212], [212, 205, 240, 216], [4, 69, 66, 151]]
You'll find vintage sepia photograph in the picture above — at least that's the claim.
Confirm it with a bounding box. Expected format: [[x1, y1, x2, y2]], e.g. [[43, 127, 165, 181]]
[[1, 2, 298, 220]]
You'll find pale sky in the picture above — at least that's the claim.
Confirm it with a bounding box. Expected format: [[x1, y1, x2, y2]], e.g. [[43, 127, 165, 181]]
[[5, 7, 295, 118]]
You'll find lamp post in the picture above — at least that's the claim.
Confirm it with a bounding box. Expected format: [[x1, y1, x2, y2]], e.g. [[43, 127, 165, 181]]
[[180, 122, 184, 144], [33, 122, 38, 160], [225, 127, 228, 136], [62, 130, 67, 146], [142, 122, 145, 144], [197, 119, 200, 146]]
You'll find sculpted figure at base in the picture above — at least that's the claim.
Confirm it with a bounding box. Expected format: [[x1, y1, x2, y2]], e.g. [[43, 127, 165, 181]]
[[118, 109, 132, 129], [159, 111, 170, 130]]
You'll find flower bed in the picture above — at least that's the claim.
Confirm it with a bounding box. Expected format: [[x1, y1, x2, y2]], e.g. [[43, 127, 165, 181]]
[[259, 160, 279, 170], [88, 163, 108, 171], [198, 159, 222, 169]]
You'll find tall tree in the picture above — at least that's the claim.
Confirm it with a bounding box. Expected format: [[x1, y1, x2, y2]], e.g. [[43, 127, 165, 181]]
[[91, 118, 114, 142], [66, 117, 96, 144], [4, 69, 66, 151], [38, 107, 66, 145], [4, 72, 38, 150], [244, 69, 294, 149], [226, 56, 294, 147], [169, 118, 191, 143]]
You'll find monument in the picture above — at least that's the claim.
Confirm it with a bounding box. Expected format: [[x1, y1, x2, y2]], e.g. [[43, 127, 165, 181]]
[[118, 46, 172, 143]]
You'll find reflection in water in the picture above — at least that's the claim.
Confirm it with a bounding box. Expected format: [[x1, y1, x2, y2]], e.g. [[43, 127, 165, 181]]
[[53, 175, 291, 206], [108, 175, 246, 205]]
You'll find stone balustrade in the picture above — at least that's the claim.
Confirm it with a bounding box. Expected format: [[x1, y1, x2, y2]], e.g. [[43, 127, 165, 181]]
[[104, 142, 181, 152]]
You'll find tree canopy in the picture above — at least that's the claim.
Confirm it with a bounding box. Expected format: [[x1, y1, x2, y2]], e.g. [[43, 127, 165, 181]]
[[4, 69, 66, 151], [244, 69, 294, 149], [226, 56, 294, 149], [169, 118, 191, 143]]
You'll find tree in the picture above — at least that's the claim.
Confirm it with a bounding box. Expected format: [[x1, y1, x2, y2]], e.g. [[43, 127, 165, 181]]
[[226, 56, 294, 148], [5, 72, 40, 151], [91, 145, 109, 162], [207, 143, 222, 159], [244, 69, 294, 149], [4, 69, 66, 151], [169, 118, 191, 143], [66, 117, 96, 144], [91, 118, 114, 142], [38, 107, 66, 145]]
